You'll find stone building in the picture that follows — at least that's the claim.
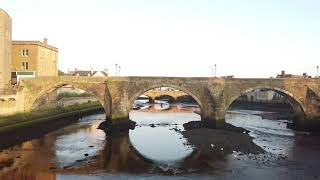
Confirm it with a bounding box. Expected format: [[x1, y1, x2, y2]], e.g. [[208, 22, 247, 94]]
[[68, 69, 108, 77], [0, 9, 12, 90], [276, 70, 311, 78], [11, 38, 58, 83], [237, 89, 289, 104]]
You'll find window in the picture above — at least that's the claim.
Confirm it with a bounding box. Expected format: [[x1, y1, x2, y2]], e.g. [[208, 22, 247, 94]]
[[22, 49, 29, 57], [22, 61, 29, 70]]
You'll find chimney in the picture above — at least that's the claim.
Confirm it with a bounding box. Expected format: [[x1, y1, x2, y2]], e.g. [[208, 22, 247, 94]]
[[43, 38, 48, 45], [303, 73, 307, 77], [281, 70, 285, 78]]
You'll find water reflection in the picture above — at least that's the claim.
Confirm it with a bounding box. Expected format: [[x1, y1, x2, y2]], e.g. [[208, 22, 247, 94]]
[[0, 107, 320, 179], [0, 114, 106, 180], [129, 105, 200, 165]]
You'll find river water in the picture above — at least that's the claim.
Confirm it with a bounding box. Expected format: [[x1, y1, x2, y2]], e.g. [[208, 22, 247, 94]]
[[0, 105, 320, 180]]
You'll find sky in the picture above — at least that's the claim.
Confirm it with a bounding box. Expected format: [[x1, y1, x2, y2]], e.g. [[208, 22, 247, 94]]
[[1, 0, 320, 77]]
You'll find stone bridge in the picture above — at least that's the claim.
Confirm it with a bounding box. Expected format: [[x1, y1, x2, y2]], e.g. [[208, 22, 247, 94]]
[[2, 76, 320, 129]]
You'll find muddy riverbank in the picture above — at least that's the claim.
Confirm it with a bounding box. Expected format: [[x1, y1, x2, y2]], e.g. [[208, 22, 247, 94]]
[[0, 103, 104, 149], [182, 128, 264, 155], [230, 101, 293, 120]]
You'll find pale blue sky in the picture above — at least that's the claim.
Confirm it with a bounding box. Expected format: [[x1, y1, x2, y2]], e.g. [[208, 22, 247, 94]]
[[2, 0, 320, 77]]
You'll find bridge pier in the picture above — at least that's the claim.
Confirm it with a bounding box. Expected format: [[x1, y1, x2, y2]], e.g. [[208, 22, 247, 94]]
[[289, 114, 320, 131]]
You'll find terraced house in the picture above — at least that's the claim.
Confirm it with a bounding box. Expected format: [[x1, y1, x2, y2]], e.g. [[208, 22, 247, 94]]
[[11, 38, 58, 84]]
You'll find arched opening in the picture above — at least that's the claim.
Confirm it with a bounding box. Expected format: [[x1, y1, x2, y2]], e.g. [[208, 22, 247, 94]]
[[31, 84, 106, 127], [128, 86, 202, 166], [32, 84, 105, 112], [225, 87, 306, 154]]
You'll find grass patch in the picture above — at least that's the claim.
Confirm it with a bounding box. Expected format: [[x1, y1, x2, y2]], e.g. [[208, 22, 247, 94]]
[[0, 101, 103, 134], [57, 92, 93, 100]]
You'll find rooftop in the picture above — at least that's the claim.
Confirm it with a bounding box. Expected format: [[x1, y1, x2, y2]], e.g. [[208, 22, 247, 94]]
[[12, 39, 58, 52], [0, 8, 12, 19]]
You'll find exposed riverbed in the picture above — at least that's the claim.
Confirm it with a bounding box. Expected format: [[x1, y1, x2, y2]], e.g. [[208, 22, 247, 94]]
[[0, 105, 320, 180]]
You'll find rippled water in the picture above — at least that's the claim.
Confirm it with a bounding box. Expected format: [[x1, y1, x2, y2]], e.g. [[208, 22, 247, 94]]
[[0, 106, 320, 180]]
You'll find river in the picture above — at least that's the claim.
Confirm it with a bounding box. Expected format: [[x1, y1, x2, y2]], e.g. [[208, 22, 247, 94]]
[[0, 105, 320, 180]]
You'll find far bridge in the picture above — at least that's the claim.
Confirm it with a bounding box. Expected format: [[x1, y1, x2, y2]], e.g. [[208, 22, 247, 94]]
[[143, 90, 188, 101]]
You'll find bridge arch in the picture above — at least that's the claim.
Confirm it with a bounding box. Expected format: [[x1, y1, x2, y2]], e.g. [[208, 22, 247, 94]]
[[128, 84, 204, 115], [225, 86, 306, 121], [30, 81, 110, 116]]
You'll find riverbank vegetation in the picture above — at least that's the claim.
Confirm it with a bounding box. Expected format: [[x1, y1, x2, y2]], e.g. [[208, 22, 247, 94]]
[[0, 101, 103, 134], [57, 92, 93, 100]]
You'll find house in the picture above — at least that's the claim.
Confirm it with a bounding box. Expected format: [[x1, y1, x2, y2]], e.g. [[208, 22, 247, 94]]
[[11, 38, 58, 84], [68, 69, 108, 77]]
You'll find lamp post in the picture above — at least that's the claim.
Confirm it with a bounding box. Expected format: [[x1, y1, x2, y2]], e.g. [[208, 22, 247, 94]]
[[317, 65, 319, 78], [119, 66, 121, 76], [115, 64, 118, 76], [214, 64, 217, 77]]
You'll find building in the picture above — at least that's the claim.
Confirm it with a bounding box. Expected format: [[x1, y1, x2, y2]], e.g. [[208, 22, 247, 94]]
[[237, 89, 289, 104], [221, 75, 235, 79], [11, 38, 58, 83], [0, 9, 12, 90], [69, 69, 108, 77], [276, 70, 311, 78]]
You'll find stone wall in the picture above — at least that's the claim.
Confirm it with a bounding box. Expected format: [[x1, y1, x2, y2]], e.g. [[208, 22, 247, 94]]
[[0, 101, 20, 116]]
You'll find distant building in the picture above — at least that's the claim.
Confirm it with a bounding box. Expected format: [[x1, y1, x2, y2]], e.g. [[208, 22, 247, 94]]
[[276, 70, 311, 78], [69, 69, 108, 77], [221, 75, 234, 79], [57, 85, 85, 95], [150, 87, 179, 92], [11, 38, 58, 84], [0, 9, 12, 90], [237, 89, 289, 104]]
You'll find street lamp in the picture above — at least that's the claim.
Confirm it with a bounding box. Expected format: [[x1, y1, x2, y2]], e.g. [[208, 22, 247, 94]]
[[317, 65, 319, 78], [115, 64, 118, 76], [119, 66, 121, 76], [214, 64, 217, 77]]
